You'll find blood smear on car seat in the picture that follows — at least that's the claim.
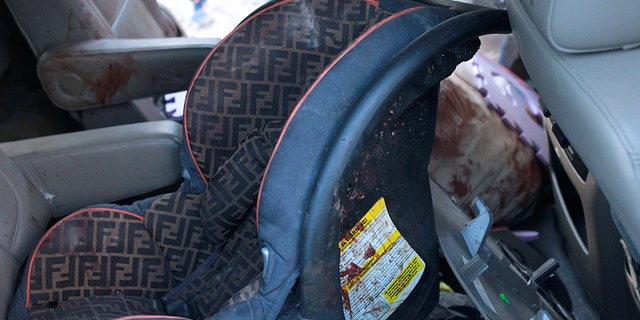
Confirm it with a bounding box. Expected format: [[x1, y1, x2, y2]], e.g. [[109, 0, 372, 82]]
[[339, 197, 425, 320]]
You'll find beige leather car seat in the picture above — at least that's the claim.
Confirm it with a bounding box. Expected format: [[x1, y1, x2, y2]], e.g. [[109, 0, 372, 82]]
[[0, 150, 50, 318]]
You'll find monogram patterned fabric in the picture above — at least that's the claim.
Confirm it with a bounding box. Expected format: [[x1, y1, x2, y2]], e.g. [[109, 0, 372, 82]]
[[185, 0, 384, 181], [19, 0, 403, 318], [199, 120, 282, 244], [143, 192, 214, 283], [29, 296, 166, 320], [169, 213, 263, 318], [26, 210, 174, 308], [143, 120, 283, 288], [23, 120, 285, 318], [156, 122, 283, 318]]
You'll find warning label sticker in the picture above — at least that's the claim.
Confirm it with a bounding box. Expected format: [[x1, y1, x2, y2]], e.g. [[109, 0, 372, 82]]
[[339, 197, 425, 320]]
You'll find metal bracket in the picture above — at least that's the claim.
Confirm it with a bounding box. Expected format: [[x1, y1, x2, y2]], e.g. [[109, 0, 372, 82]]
[[462, 198, 494, 257]]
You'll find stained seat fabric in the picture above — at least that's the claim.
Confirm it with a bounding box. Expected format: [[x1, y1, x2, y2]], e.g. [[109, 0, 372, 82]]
[[9, 0, 476, 319], [10, 0, 392, 318], [11, 119, 284, 319]]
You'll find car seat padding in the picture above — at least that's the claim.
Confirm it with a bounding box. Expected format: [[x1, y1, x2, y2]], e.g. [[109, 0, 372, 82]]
[[183, 0, 384, 185], [25, 209, 174, 308], [233, 3, 477, 319], [10, 0, 481, 319]]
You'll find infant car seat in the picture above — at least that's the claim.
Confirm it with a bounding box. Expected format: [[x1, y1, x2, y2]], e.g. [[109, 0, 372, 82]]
[[8, 0, 478, 319]]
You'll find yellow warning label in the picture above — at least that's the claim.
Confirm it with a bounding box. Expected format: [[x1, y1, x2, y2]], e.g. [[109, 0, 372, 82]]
[[339, 197, 426, 320], [382, 255, 425, 304], [343, 228, 402, 292], [339, 198, 387, 253]]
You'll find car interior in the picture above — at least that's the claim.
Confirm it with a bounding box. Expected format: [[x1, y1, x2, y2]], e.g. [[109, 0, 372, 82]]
[[1, 0, 639, 319]]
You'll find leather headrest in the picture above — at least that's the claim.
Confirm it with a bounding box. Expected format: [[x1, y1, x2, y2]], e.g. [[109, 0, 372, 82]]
[[521, 0, 640, 53]]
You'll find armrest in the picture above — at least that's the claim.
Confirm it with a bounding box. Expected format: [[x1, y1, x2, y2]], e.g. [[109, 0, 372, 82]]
[[37, 37, 219, 110], [0, 120, 183, 216]]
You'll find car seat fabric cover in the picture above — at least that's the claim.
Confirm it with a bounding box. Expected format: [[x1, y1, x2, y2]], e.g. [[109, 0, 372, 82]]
[[11, 0, 471, 319], [14, 122, 284, 319], [249, 4, 478, 319], [182, 0, 385, 185], [12, 0, 384, 318]]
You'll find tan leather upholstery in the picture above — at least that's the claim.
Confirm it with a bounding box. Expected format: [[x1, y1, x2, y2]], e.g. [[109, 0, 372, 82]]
[[0, 120, 183, 217], [36, 38, 214, 110], [508, 0, 640, 259], [515, 0, 640, 53], [0, 151, 50, 318]]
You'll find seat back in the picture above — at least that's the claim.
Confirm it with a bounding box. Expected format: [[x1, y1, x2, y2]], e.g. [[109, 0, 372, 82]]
[[507, 0, 640, 317], [182, 0, 385, 185], [214, 1, 479, 318]]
